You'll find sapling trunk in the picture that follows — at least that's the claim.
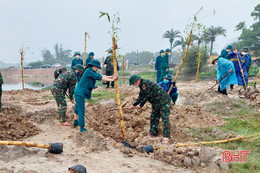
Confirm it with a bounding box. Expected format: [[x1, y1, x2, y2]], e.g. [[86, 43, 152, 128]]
[[123, 56, 125, 84], [112, 36, 126, 139], [168, 31, 193, 94], [83, 32, 87, 67], [196, 49, 202, 82], [174, 30, 193, 82], [102, 56, 105, 75], [20, 50, 24, 90]]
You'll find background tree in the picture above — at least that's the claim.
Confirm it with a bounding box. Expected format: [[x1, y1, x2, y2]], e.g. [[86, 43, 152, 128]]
[[235, 3, 260, 56], [41, 49, 55, 64], [163, 29, 181, 63], [203, 26, 226, 55], [183, 46, 209, 74]]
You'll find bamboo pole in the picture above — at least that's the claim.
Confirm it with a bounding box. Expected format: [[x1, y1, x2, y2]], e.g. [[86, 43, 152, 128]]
[[20, 49, 24, 90], [167, 31, 193, 93], [83, 32, 87, 67], [174, 30, 193, 82], [112, 36, 126, 139], [102, 56, 105, 75], [123, 56, 125, 84], [196, 49, 202, 82], [175, 133, 260, 148], [0, 141, 50, 149]]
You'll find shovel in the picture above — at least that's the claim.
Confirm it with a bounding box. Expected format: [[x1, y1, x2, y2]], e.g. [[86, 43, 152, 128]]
[[234, 47, 247, 91], [209, 70, 233, 90], [0, 141, 63, 154]]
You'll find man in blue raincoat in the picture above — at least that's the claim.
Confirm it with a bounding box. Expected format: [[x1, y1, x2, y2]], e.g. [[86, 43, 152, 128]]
[[155, 50, 164, 83], [218, 49, 229, 60], [242, 46, 252, 74], [158, 74, 178, 104], [228, 48, 248, 87], [212, 57, 237, 95]]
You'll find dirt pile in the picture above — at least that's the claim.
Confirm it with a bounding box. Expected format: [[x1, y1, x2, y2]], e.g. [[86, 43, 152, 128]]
[[88, 95, 225, 142], [0, 145, 39, 162], [0, 113, 41, 140]]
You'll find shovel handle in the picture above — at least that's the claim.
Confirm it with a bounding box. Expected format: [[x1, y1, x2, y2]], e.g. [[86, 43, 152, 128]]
[[209, 70, 232, 90], [234, 47, 247, 90]]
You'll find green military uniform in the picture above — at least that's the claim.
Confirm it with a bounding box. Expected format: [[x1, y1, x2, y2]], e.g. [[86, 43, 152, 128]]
[[51, 70, 77, 123], [104, 55, 119, 88], [0, 72, 3, 109], [130, 76, 171, 138], [160, 49, 170, 82]]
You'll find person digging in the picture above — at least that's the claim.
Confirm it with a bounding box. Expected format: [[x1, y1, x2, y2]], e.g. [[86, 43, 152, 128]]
[[128, 75, 172, 144], [51, 65, 83, 126], [212, 57, 237, 95]]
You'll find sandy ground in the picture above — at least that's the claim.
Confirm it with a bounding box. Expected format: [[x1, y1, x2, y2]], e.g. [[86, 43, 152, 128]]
[[0, 77, 259, 173]]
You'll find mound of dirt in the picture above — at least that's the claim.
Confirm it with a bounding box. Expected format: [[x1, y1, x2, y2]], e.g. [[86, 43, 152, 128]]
[[0, 145, 39, 162], [0, 113, 41, 140], [88, 95, 225, 142]]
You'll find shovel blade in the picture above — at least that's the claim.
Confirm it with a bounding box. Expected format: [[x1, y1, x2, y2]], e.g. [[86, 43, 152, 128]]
[[121, 141, 135, 149]]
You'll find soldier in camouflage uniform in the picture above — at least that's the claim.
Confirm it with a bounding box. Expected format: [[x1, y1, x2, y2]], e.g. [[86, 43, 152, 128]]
[[104, 49, 119, 88], [0, 72, 3, 109], [51, 66, 81, 126], [128, 75, 171, 144]]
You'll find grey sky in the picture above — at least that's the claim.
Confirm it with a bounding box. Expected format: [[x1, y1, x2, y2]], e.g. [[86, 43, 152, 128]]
[[0, 0, 259, 64]]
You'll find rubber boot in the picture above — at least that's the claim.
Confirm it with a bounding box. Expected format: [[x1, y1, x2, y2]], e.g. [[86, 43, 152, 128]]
[[80, 127, 87, 132], [73, 120, 79, 127]]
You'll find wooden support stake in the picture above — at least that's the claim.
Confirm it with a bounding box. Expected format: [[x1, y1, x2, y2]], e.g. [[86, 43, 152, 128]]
[[102, 56, 105, 75], [20, 49, 24, 90], [83, 32, 87, 67], [112, 37, 126, 139], [168, 31, 193, 93], [196, 49, 202, 82], [123, 56, 125, 84]]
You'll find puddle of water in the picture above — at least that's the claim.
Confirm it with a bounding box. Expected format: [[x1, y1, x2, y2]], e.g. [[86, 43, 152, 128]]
[[2, 83, 50, 91]]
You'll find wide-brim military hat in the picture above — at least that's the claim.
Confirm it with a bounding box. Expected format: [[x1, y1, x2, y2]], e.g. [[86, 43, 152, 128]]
[[73, 64, 84, 72], [88, 59, 101, 69], [129, 75, 141, 85]]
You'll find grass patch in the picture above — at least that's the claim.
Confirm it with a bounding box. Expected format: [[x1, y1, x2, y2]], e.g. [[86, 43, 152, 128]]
[[42, 95, 54, 99], [41, 86, 51, 90], [119, 70, 131, 76], [190, 100, 260, 172], [88, 90, 127, 104]]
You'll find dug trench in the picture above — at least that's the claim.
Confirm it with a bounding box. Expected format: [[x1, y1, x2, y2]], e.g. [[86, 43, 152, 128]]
[[2, 82, 257, 172]]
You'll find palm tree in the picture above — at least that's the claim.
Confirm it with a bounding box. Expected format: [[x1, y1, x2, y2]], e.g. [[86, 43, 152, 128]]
[[203, 26, 226, 55], [192, 35, 204, 47], [174, 37, 187, 52], [163, 29, 181, 63]]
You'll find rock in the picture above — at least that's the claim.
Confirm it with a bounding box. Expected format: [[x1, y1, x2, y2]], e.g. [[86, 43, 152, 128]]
[[199, 147, 215, 164], [201, 163, 206, 167], [216, 158, 229, 170], [208, 162, 219, 172], [191, 156, 200, 167], [183, 157, 192, 167], [187, 151, 195, 157]]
